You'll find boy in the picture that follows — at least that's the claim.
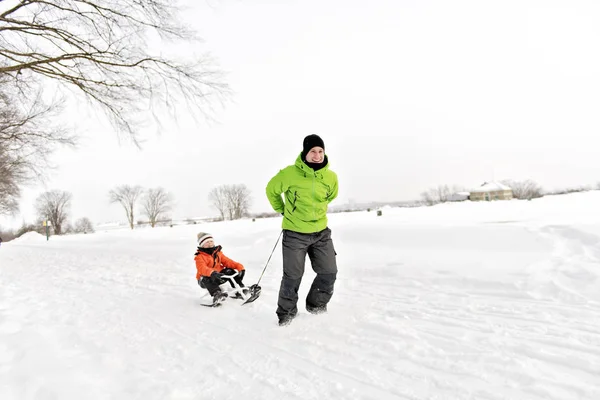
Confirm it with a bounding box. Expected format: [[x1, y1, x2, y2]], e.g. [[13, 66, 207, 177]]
[[194, 232, 246, 304]]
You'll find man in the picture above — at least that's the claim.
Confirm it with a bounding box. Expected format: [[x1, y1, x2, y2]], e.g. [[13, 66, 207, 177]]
[[266, 134, 339, 326]]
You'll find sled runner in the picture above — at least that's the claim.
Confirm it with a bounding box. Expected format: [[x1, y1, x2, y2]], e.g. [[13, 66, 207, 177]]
[[200, 271, 261, 307]]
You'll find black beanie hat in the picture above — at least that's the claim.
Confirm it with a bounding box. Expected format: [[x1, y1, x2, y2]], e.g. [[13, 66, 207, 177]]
[[302, 134, 325, 157]]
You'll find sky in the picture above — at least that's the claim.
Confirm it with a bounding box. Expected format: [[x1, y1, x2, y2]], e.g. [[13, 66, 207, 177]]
[[1, 191, 600, 399], [2, 0, 600, 229]]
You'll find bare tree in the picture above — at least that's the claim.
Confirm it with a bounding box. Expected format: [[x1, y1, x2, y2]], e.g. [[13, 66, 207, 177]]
[[74, 217, 95, 234], [14, 220, 42, 237], [34, 190, 72, 235], [109, 185, 143, 229], [501, 180, 543, 200], [0, 226, 17, 242], [420, 184, 452, 206], [209, 184, 251, 220], [0, 80, 74, 214], [226, 184, 251, 220], [208, 186, 228, 221], [0, 82, 73, 161], [143, 187, 172, 228], [0, 0, 228, 142], [0, 143, 20, 215], [62, 222, 74, 235]]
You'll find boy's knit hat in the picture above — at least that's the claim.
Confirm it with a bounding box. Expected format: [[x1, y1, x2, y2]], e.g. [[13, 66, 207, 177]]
[[196, 232, 213, 247]]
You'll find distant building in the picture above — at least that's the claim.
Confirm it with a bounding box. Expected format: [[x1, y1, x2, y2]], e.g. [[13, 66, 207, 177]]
[[470, 182, 513, 201], [447, 192, 470, 202]]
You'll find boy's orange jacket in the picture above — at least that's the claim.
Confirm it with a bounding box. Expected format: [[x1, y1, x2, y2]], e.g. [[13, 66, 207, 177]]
[[195, 245, 244, 280]]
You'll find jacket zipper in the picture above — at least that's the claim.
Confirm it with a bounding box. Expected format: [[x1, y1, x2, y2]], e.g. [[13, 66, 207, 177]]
[[312, 173, 316, 221]]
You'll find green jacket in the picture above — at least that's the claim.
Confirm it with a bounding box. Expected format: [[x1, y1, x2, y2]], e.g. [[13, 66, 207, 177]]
[[266, 153, 338, 233]]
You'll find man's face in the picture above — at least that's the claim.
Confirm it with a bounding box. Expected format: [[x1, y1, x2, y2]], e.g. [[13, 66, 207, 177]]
[[306, 146, 324, 163]]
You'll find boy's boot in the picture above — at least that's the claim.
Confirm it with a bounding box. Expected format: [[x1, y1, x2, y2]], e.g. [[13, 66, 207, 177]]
[[212, 290, 228, 305]]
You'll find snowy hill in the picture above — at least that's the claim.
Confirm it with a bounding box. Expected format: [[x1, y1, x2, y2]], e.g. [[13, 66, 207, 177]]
[[1, 192, 599, 399]]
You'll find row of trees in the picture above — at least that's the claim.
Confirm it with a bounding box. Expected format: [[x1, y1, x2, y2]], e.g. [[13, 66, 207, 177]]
[[0, 0, 225, 219], [546, 183, 600, 196], [501, 179, 544, 200], [208, 184, 251, 221], [28, 190, 93, 236], [2, 185, 172, 238], [109, 186, 172, 229], [0, 187, 92, 240], [107, 184, 251, 229], [420, 179, 544, 205], [1, 181, 252, 239], [420, 185, 464, 206]]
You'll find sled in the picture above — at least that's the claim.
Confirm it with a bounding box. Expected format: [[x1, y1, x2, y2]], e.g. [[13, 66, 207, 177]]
[[200, 271, 261, 307]]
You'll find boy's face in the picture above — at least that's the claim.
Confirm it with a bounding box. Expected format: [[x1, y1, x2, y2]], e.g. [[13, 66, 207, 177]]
[[201, 239, 215, 248]]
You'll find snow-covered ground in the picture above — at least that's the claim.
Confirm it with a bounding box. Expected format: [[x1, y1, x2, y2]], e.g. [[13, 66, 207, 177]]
[[1, 192, 599, 400]]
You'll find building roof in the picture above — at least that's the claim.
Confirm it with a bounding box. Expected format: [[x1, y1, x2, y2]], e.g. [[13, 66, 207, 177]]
[[470, 181, 512, 193]]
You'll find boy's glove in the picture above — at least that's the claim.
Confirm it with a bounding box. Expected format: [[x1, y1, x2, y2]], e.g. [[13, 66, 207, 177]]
[[221, 268, 245, 281], [221, 268, 235, 276], [210, 271, 224, 283]]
